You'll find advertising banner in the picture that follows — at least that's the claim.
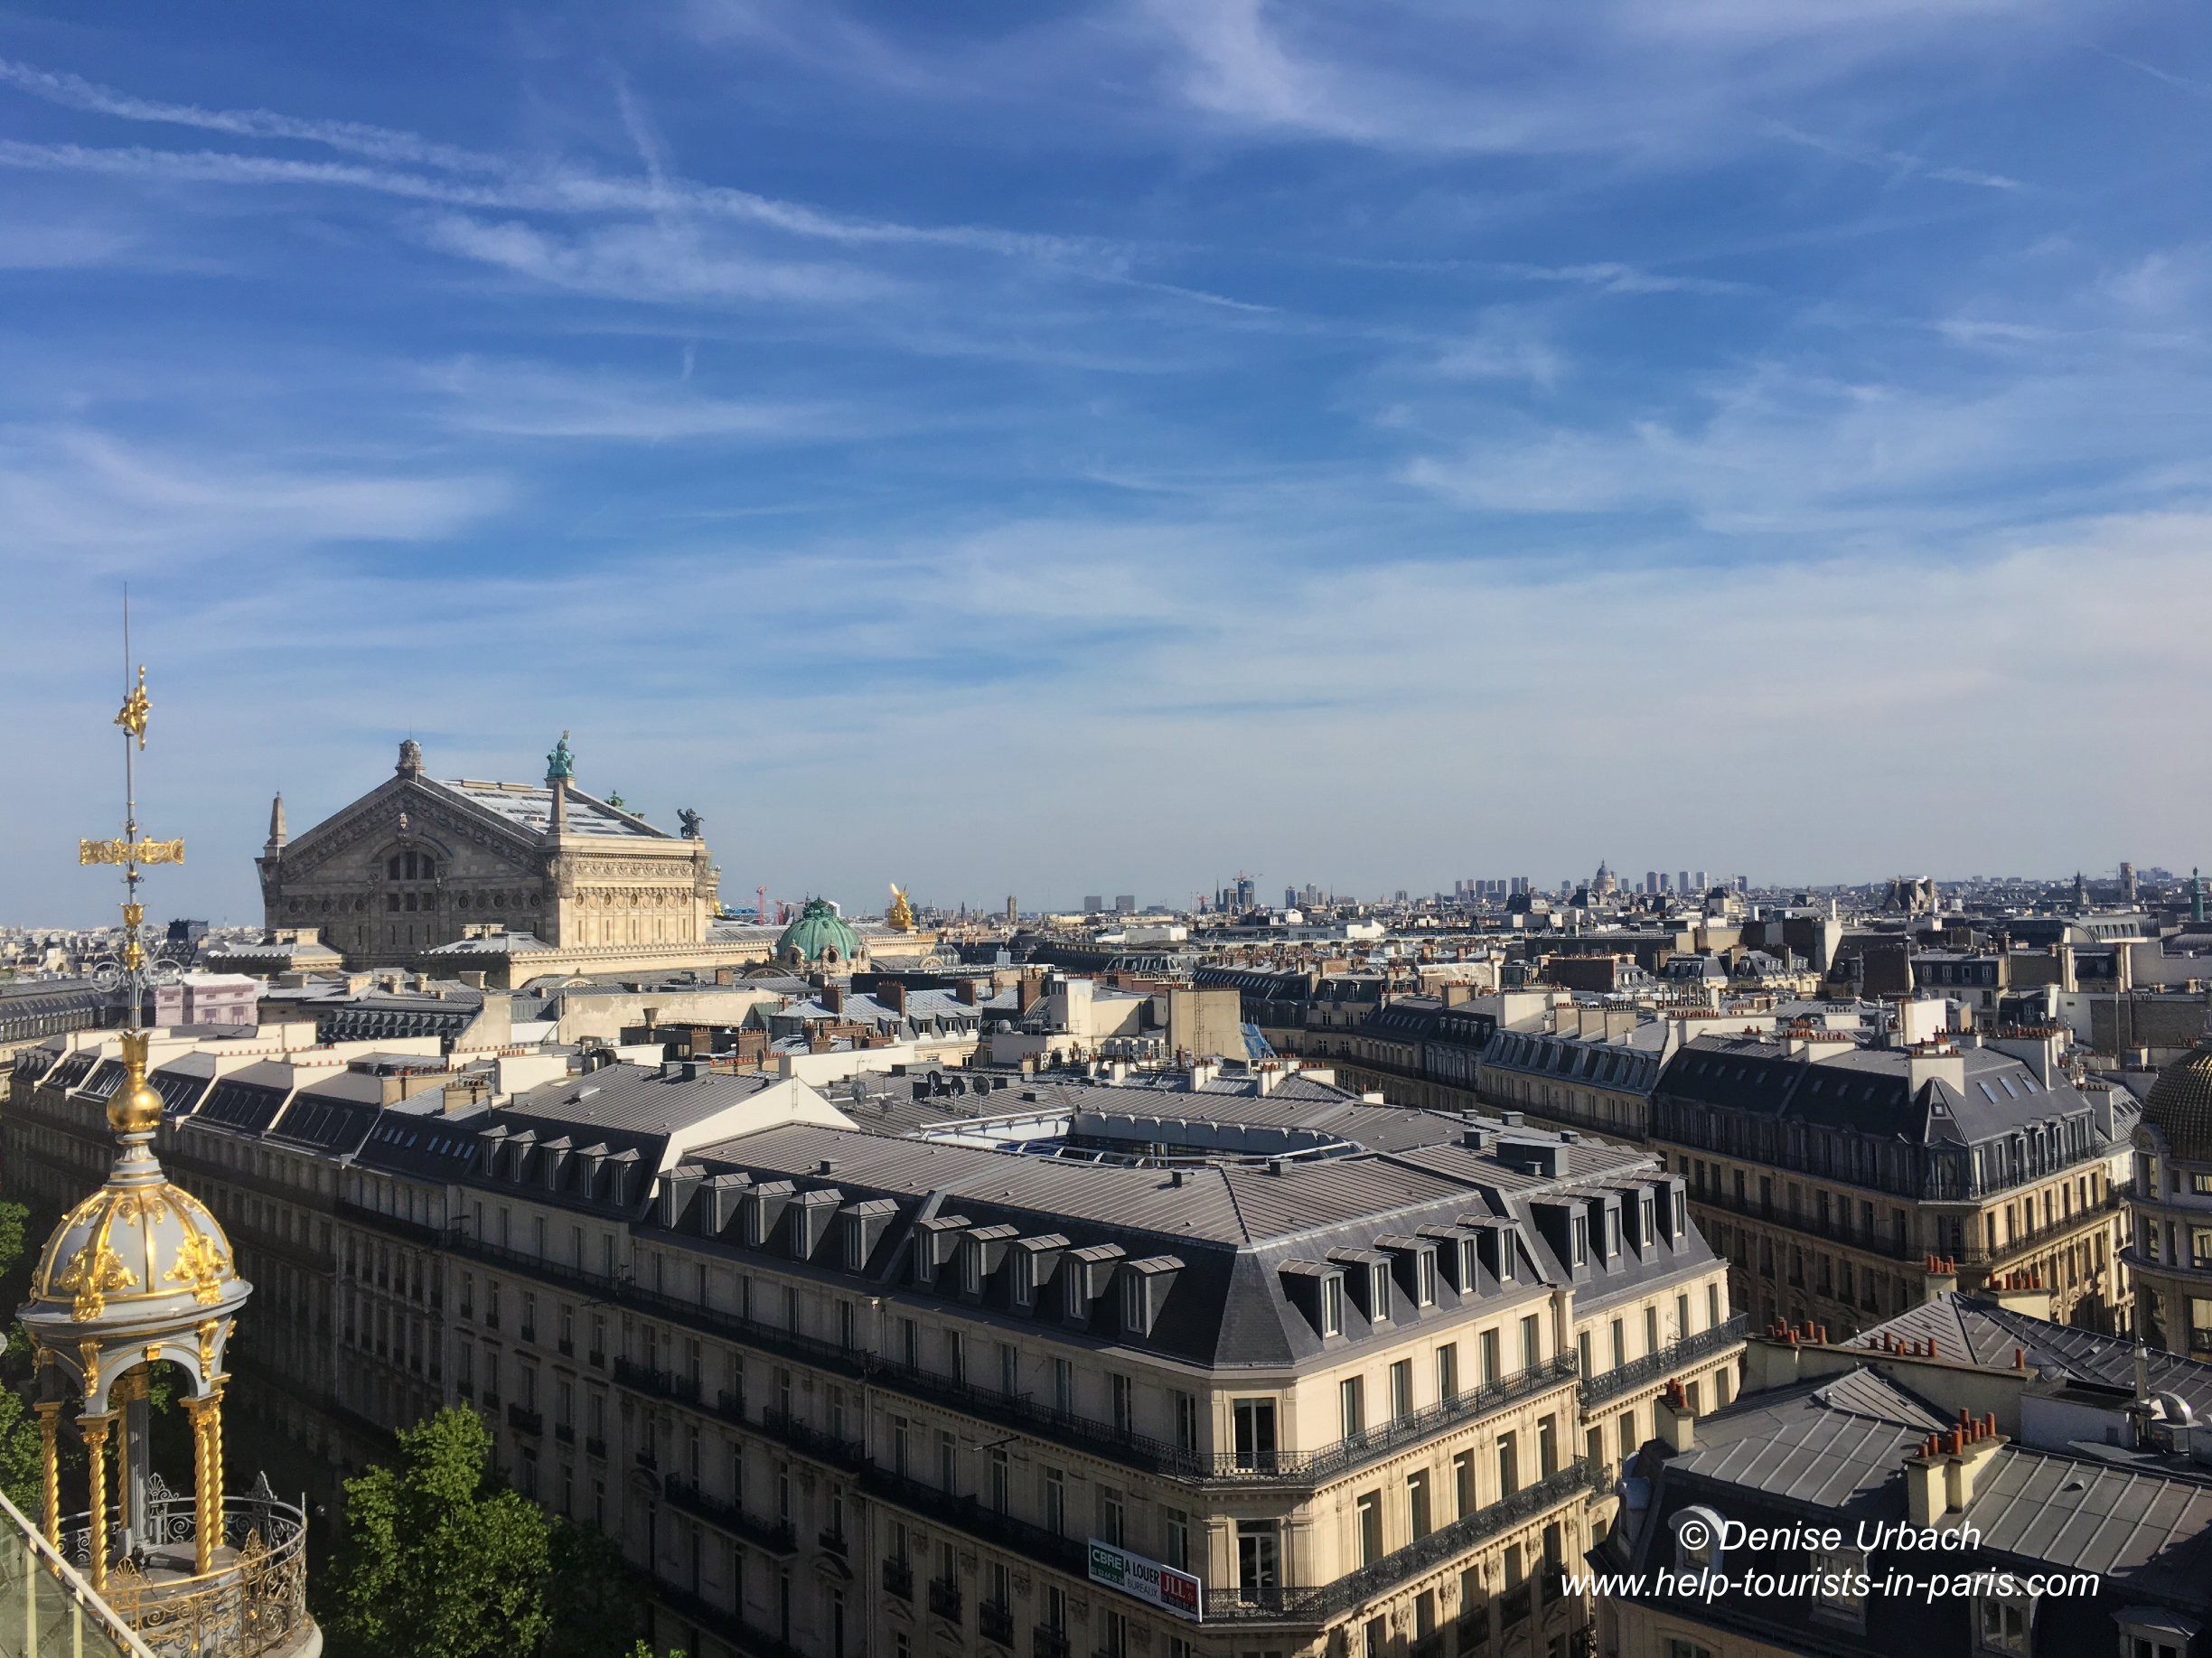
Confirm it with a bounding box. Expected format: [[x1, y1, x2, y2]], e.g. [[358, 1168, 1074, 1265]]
[[1088, 1539, 1204, 1621]]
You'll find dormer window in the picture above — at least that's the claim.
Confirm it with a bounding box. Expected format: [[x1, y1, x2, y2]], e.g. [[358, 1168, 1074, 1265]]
[[1457, 1238, 1475, 1291], [1498, 1234, 1515, 1282], [1572, 1214, 1589, 1269], [1120, 1273, 1144, 1331], [843, 1217, 865, 1270], [1323, 1276, 1344, 1336], [1370, 1262, 1392, 1323], [1417, 1251, 1437, 1307], [1013, 1252, 1034, 1308], [1065, 1269, 1088, 1319], [1641, 1197, 1654, 1247], [1604, 1209, 1619, 1259], [1673, 1188, 1686, 1237], [961, 1242, 982, 1296]]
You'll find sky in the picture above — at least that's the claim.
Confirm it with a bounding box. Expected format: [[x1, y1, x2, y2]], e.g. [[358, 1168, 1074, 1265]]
[[3, 1, 2210, 926]]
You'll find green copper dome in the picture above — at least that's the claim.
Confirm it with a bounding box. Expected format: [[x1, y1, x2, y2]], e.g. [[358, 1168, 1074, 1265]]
[[775, 897, 861, 966]]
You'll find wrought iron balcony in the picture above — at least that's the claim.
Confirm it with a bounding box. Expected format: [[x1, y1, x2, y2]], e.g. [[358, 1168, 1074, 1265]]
[[613, 1357, 700, 1405], [656, 1475, 796, 1556], [506, 1404, 543, 1437], [585, 1436, 606, 1460], [1204, 1459, 1603, 1625], [1033, 1628, 1071, 1658], [929, 1577, 963, 1621], [1578, 1314, 1748, 1409], [980, 1601, 1016, 1646], [882, 1557, 914, 1601]]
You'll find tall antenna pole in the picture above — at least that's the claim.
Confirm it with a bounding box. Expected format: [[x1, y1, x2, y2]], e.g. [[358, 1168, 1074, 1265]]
[[80, 585, 178, 1034]]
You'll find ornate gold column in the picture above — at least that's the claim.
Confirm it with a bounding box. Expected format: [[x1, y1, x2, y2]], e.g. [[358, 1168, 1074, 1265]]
[[33, 1402, 61, 1545], [80, 1414, 113, 1595], [183, 1395, 218, 1574]]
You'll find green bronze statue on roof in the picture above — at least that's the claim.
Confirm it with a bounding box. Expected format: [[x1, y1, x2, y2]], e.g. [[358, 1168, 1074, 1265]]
[[546, 729, 576, 783]]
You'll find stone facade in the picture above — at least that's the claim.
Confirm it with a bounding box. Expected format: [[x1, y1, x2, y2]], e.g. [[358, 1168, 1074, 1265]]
[[255, 740, 719, 970]]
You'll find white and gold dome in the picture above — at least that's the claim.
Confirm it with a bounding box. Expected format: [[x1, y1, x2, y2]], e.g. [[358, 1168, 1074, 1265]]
[[17, 1032, 248, 1414]]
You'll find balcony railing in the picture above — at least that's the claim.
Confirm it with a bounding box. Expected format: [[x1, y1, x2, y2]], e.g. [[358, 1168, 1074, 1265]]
[[586, 1436, 607, 1460], [1955, 1190, 2127, 1268], [452, 1227, 1575, 1490], [980, 1601, 1016, 1645], [650, 1581, 803, 1658], [760, 1408, 868, 1472], [883, 1557, 914, 1601], [862, 1466, 1088, 1577], [819, 1529, 848, 1560], [1579, 1315, 1748, 1409], [929, 1577, 963, 1621], [1033, 1628, 1071, 1658], [507, 1404, 543, 1437], [614, 1357, 701, 1406], [1205, 1459, 1602, 1625], [656, 1475, 797, 1556]]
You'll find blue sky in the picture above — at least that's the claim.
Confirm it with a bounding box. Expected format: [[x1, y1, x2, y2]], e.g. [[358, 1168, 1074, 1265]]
[[4, 1, 2209, 925]]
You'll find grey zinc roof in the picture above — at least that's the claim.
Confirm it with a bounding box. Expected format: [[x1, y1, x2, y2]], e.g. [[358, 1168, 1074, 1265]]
[[1666, 1366, 1947, 1512], [1859, 1292, 2212, 1420], [1959, 1445, 2212, 1592], [504, 1063, 787, 1137], [683, 1120, 1495, 1248]]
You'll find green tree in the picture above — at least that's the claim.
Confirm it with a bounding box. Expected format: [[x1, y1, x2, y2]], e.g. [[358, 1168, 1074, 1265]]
[[328, 1408, 551, 1658], [545, 1517, 645, 1658], [0, 1202, 44, 1512]]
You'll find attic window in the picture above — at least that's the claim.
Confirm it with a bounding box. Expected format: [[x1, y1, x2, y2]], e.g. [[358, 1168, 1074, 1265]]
[[1370, 1262, 1392, 1323], [1322, 1275, 1344, 1336]]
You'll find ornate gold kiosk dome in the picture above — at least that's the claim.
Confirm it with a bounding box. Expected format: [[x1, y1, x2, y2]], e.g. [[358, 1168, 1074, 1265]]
[[19, 1033, 246, 1401]]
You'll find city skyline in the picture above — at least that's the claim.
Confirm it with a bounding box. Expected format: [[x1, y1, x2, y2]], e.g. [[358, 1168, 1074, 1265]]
[[4, 4, 2210, 922]]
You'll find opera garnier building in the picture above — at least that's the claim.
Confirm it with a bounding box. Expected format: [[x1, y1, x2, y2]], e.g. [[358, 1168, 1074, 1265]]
[[1, 659, 314, 1658]]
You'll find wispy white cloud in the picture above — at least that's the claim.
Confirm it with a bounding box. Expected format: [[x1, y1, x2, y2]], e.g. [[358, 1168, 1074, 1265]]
[[424, 357, 853, 441], [416, 214, 890, 305]]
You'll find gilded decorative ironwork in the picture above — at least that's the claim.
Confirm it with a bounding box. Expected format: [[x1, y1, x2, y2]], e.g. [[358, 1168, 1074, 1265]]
[[115, 664, 151, 750], [164, 1232, 232, 1306], [57, 1235, 136, 1321], [80, 835, 185, 866]]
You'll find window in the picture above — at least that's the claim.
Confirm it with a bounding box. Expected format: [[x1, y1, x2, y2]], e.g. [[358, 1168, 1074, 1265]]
[[901, 1317, 918, 1369], [1604, 1208, 1619, 1259], [961, 1243, 981, 1295], [1340, 1376, 1365, 1438], [1237, 1520, 1279, 1588], [1233, 1398, 1277, 1470], [1571, 1214, 1589, 1267], [1100, 1486, 1126, 1546], [1452, 1450, 1473, 1517], [1495, 1432, 1518, 1498], [1520, 1314, 1541, 1372], [1975, 1593, 2032, 1655], [1389, 1359, 1412, 1422], [945, 1329, 965, 1385], [1174, 1391, 1197, 1453], [1609, 1318, 1625, 1371], [1163, 1508, 1189, 1570], [1043, 1467, 1065, 1535], [1370, 1261, 1392, 1322], [1418, 1251, 1437, 1306], [1677, 1292, 1692, 1338], [1322, 1275, 1345, 1336], [1065, 1264, 1088, 1318], [990, 1448, 1009, 1513], [938, 1430, 958, 1494], [1000, 1343, 1019, 1396], [1407, 1469, 1431, 1539], [1813, 1546, 1867, 1627], [1437, 1343, 1458, 1400], [1479, 1328, 1501, 1385], [891, 1417, 910, 1476], [1708, 1282, 1720, 1327], [1355, 1492, 1382, 1565], [1012, 1251, 1033, 1307], [1645, 1305, 1659, 1356], [1111, 1373, 1134, 1436], [1054, 1358, 1073, 1415]]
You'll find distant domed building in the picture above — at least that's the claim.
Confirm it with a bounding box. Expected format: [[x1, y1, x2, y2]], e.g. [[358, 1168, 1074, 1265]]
[[774, 897, 864, 968], [2127, 1039, 2212, 1355]]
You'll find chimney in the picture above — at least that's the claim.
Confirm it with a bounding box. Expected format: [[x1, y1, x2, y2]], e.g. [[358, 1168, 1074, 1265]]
[[1924, 1254, 1959, 1298], [822, 986, 844, 1015], [1017, 975, 1045, 1015], [1905, 1443, 1944, 1528], [878, 981, 908, 1016], [1655, 1380, 1695, 1452], [956, 979, 979, 1006]]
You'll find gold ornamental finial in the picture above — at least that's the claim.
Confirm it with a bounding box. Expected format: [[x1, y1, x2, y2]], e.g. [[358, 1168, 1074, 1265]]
[[108, 1030, 163, 1137], [114, 664, 150, 751]]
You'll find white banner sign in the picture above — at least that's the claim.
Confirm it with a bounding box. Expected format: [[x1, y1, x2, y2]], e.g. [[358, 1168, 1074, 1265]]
[[1088, 1539, 1204, 1621]]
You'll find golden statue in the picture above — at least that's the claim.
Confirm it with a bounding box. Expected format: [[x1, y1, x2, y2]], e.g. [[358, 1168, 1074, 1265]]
[[886, 883, 915, 932]]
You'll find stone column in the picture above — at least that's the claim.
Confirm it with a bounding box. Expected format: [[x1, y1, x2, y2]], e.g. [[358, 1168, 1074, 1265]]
[[80, 1415, 113, 1594], [33, 1402, 61, 1545]]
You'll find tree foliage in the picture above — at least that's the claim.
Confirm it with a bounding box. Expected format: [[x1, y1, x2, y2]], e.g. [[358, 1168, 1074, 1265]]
[[328, 1408, 552, 1658], [0, 1202, 43, 1513], [545, 1515, 645, 1658]]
